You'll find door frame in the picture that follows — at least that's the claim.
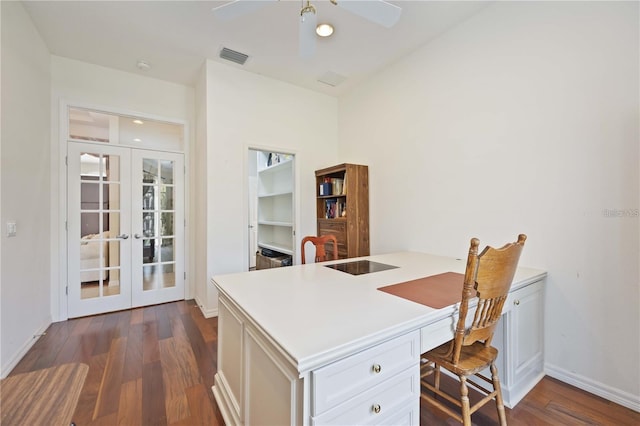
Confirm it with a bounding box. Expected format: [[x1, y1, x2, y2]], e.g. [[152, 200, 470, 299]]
[[56, 100, 191, 321], [244, 145, 298, 271]]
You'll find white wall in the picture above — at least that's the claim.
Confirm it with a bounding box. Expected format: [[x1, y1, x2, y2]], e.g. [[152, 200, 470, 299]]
[[339, 1, 639, 409], [49, 56, 195, 320], [200, 60, 338, 314], [0, 1, 52, 376]]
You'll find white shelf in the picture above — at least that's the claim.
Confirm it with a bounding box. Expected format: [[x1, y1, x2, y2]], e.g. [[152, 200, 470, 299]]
[[258, 221, 293, 227], [258, 241, 293, 255], [258, 158, 293, 175], [258, 190, 293, 198]]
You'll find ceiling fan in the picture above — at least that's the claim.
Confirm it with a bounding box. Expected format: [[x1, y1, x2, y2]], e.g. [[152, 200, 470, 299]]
[[211, 0, 402, 58]]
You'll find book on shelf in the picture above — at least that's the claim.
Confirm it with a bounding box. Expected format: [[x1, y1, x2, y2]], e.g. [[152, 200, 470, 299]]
[[331, 178, 344, 196], [342, 172, 347, 195], [325, 198, 347, 219]]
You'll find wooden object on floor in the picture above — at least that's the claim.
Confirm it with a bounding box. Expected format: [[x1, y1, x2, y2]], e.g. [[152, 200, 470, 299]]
[[315, 163, 369, 259], [300, 234, 338, 264], [1, 362, 88, 426], [420, 234, 527, 426], [256, 251, 290, 269]]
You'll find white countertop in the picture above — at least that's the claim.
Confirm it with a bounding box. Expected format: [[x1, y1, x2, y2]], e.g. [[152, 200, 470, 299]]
[[211, 251, 546, 374]]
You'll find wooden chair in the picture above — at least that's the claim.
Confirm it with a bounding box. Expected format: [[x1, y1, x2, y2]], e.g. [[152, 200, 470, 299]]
[[420, 234, 527, 426], [301, 235, 338, 264]]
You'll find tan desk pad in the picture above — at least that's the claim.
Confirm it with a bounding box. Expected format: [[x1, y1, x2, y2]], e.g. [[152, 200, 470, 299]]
[[378, 271, 464, 309]]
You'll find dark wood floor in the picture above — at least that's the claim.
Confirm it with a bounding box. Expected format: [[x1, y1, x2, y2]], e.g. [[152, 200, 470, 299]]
[[7, 300, 640, 425], [9, 300, 225, 426]]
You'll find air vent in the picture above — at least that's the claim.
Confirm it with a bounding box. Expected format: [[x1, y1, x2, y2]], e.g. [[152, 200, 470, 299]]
[[317, 71, 347, 87], [220, 47, 249, 65]]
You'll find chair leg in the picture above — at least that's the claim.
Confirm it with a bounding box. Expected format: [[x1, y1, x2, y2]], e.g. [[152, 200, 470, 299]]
[[490, 362, 507, 426], [460, 375, 472, 426], [434, 364, 441, 391]]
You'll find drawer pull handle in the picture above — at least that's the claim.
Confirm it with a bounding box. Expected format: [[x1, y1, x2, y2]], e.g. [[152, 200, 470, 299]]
[[372, 404, 381, 414], [372, 364, 382, 374], [514, 299, 520, 306]]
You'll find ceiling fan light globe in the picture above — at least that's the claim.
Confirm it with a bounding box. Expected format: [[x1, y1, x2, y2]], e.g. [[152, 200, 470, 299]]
[[316, 23, 334, 37]]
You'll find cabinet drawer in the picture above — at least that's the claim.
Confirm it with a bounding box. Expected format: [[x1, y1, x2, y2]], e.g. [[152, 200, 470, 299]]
[[318, 220, 347, 257], [311, 366, 418, 425], [311, 331, 420, 416], [318, 220, 346, 240]]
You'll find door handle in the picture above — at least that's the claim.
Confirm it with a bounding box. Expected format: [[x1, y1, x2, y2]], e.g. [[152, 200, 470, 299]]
[[134, 233, 143, 239], [116, 234, 129, 239]]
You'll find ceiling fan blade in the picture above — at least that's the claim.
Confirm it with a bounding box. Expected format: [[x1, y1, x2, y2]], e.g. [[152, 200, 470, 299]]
[[211, 0, 276, 21], [299, 9, 317, 58], [335, 0, 402, 28]]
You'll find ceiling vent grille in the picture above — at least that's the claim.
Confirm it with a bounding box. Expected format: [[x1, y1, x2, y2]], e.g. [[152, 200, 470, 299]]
[[220, 47, 249, 65], [317, 71, 347, 87]]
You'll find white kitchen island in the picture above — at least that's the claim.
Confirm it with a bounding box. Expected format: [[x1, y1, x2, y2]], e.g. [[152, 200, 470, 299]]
[[211, 252, 546, 425]]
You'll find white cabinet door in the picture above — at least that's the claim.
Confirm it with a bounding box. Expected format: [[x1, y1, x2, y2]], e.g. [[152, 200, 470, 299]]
[[464, 279, 545, 408], [503, 280, 545, 407]]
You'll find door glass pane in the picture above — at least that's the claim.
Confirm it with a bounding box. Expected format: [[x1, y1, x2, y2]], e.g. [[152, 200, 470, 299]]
[[104, 155, 120, 182], [80, 239, 121, 299], [160, 187, 173, 210], [160, 212, 174, 237], [143, 238, 159, 264], [121, 117, 184, 151], [79, 151, 122, 301], [143, 159, 158, 183], [69, 108, 115, 143], [103, 183, 120, 210], [80, 212, 100, 238], [143, 185, 154, 210], [143, 264, 175, 290], [140, 157, 176, 292], [104, 212, 120, 239], [143, 212, 156, 237], [161, 238, 174, 262], [160, 161, 174, 184]]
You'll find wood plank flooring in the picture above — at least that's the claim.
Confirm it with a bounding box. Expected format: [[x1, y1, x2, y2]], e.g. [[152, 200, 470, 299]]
[[8, 300, 224, 426], [7, 300, 640, 425]]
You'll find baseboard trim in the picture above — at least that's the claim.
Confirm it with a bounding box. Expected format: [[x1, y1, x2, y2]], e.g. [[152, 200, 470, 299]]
[[194, 295, 218, 318], [1, 318, 52, 378], [545, 363, 640, 413]]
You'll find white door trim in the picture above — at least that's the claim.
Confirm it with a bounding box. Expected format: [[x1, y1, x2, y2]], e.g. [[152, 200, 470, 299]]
[[56, 100, 190, 321]]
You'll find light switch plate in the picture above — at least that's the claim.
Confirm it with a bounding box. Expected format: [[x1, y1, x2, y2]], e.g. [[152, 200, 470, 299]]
[[7, 222, 17, 237]]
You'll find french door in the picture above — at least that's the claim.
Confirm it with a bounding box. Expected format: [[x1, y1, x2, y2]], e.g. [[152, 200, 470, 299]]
[[67, 142, 184, 318]]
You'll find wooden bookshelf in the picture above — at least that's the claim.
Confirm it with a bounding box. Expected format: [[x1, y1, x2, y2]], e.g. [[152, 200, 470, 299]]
[[315, 163, 369, 259]]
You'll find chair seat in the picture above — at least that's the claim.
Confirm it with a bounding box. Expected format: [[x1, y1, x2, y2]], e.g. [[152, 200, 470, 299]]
[[423, 341, 498, 376]]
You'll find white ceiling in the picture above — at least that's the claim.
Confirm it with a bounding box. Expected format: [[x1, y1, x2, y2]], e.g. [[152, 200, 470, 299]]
[[22, 1, 490, 97]]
